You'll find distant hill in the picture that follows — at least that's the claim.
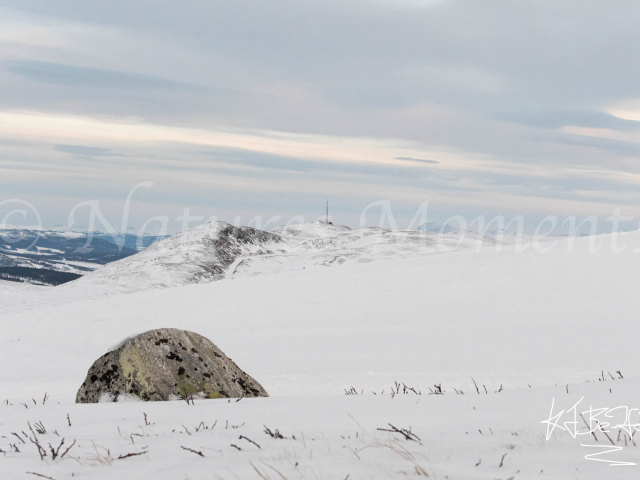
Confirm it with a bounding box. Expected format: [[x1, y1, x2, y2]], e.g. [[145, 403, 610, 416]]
[[67, 220, 498, 294], [68, 221, 286, 292], [0, 225, 166, 285]]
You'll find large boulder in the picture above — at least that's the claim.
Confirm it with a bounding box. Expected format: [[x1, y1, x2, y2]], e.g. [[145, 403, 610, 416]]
[[76, 328, 268, 403]]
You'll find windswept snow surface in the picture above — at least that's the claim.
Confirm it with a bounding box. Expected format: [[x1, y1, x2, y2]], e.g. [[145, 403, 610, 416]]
[[2, 229, 640, 478]]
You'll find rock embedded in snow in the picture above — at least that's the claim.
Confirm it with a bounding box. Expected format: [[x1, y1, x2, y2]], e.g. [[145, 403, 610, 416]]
[[76, 328, 268, 403]]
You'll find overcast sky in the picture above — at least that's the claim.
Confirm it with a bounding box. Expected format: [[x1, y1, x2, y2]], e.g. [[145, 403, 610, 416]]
[[2, 1, 640, 232]]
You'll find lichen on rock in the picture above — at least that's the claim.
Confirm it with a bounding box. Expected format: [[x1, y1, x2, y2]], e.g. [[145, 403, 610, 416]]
[[76, 328, 268, 403]]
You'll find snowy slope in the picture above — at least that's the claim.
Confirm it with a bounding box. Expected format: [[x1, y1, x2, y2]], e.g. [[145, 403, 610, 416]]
[[233, 221, 499, 278], [2, 230, 639, 478], [68, 222, 286, 292], [2, 230, 640, 398], [65, 220, 501, 294], [0, 278, 44, 299]]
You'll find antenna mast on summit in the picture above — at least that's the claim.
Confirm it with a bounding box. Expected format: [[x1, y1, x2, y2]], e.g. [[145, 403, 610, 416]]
[[326, 199, 329, 223]]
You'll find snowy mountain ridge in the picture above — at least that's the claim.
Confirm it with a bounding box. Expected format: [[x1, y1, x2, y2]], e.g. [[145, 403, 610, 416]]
[[65, 220, 501, 294], [67, 221, 287, 292]]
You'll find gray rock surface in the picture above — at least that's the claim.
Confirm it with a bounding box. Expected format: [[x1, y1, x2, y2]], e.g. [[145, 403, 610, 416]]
[[76, 328, 268, 403]]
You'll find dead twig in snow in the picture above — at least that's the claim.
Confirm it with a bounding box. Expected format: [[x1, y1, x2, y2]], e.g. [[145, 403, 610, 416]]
[[27, 421, 46, 460], [580, 414, 598, 442], [428, 384, 443, 395], [472, 378, 480, 394], [60, 440, 76, 459], [404, 383, 421, 395], [264, 425, 285, 439], [181, 446, 204, 457], [118, 451, 148, 459], [48, 439, 66, 460], [239, 435, 261, 449], [26, 473, 56, 480], [599, 425, 616, 446], [377, 424, 421, 443], [34, 421, 46, 435]]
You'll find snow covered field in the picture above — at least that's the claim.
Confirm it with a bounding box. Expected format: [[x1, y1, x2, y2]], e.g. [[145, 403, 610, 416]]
[[3, 228, 640, 478], [4, 380, 640, 480]]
